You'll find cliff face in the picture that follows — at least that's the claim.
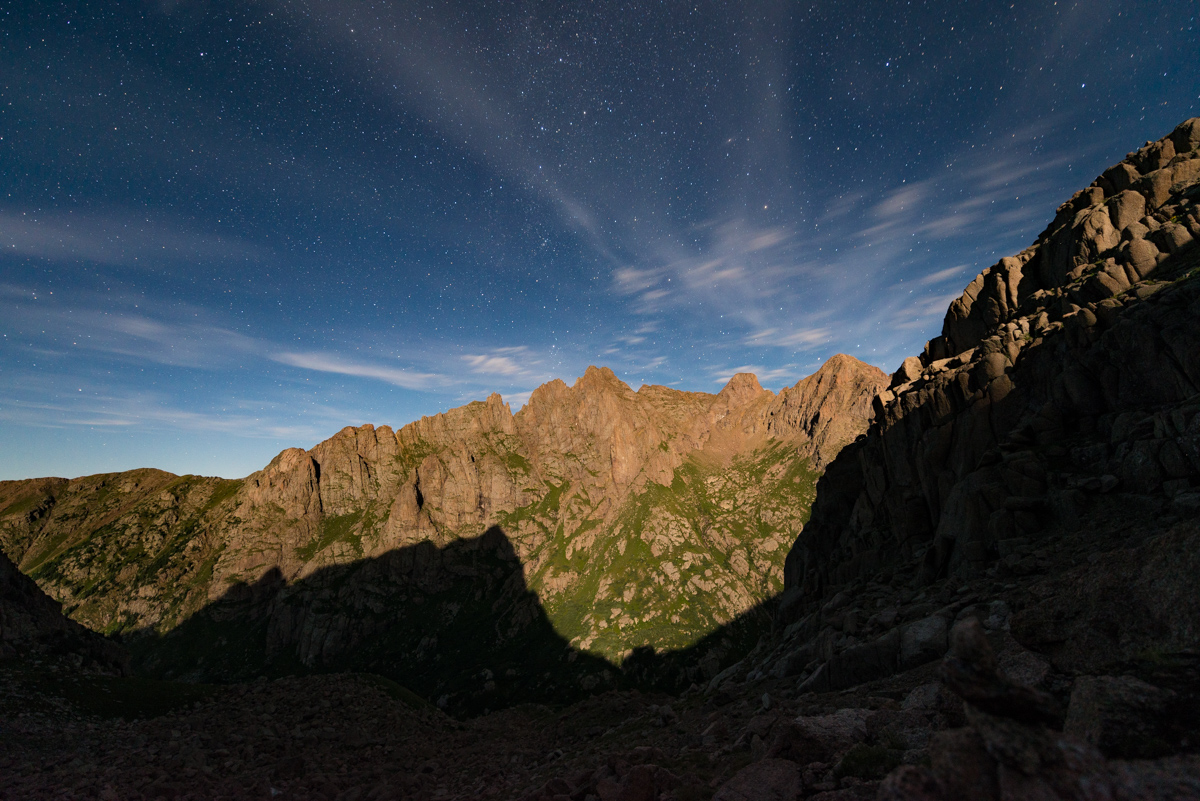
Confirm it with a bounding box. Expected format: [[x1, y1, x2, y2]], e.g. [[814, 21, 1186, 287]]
[[761, 353, 892, 470], [781, 117, 1200, 677], [0, 354, 886, 683]]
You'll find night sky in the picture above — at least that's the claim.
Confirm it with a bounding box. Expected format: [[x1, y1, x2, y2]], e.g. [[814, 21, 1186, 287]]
[[2, 1, 1197, 480]]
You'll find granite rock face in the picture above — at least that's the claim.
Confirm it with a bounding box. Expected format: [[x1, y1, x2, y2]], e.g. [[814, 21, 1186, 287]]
[[708, 123, 1200, 786], [785, 119, 1200, 678], [878, 620, 1200, 801]]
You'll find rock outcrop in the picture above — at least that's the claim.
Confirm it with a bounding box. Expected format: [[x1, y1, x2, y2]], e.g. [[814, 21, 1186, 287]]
[[879, 619, 1200, 801], [785, 118, 1200, 644]]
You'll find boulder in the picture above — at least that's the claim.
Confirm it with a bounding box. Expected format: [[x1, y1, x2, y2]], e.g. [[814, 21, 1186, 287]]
[[1101, 262, 1130, 291], [1102, 163, 1139, 193], [1133, 168, 1173, 208], [880, 632, 1200, 801], [801, 629, 901, 692], [1152, 221, 1194, 254], [972, 352, 1008, 385], [1121, 220, 1149, 241], [712, 759, 802, 801], [596, 764, 679, 801], [1169, 117, 1200, 152], [1121, 237, 1160, 279], [940, 619, 1062, 727], [1133, 138, 1176, 172], [1085, 270, 1123, 300], [1064, 675, 1177, 758], [1169, 156, 1200, 190], [1073, 206, 1120, 263], [767, 708, 870, 765], [1107, 189, 1146, 231], [899, 616, 949, 671], [892, 356, 924, 388]]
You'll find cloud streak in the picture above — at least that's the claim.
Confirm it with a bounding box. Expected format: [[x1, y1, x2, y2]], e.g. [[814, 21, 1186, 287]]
[[0, 209, 271, 269], [459, 346, 548, 380], [274, 0, 615, 258], [710, 363, 800, 387], [0, 390, 329, 442], [271, 352, 443, 390]]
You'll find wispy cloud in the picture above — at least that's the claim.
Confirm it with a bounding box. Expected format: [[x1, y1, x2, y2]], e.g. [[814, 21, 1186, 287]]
[[0, 391, 329, 441], [272, 0, 614, 255], [675, 117, 1086, 371], [0, 208, 271, 268], [463, 353, 524, 376], [613, 220, 801, 325], [710, 363, 800, 387], [3, 284, 566, 394], [903, 291, 964, 322], [4, 294, 261, 370], [271, 352, 443, 390], [853, 140, 1074, 258], [461, 346, 545, 378], [917, 265, 970, 285], [745, 326, 832, 349], [614, 266, 665, 296]]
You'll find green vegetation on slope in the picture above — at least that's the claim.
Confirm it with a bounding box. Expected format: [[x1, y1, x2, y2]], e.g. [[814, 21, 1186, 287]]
[[519, 441, 818, 662], [1, 411, 827, 710]]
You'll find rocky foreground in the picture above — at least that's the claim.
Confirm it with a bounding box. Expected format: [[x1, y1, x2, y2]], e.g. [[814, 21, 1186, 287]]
[[3, 598, 1198, 800]]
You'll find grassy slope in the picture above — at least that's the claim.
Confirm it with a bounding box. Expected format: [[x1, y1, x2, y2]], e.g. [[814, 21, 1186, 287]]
[[525, 441, 817, 661]]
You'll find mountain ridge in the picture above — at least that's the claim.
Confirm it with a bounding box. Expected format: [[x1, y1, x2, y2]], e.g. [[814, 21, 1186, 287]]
[[0, 355, 886, 684]]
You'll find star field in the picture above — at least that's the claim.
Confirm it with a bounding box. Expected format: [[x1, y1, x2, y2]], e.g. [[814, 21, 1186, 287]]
[[1, 0, 1197, 479]]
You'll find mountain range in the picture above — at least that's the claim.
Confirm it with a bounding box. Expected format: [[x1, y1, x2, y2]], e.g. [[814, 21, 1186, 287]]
[[1, 354, 886, 708]]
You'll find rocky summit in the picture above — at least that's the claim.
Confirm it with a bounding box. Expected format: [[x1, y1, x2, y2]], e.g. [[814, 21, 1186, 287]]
[[3, 118, 1200, 801]]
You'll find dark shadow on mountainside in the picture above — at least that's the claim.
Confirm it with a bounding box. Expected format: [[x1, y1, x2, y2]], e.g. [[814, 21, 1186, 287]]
[[125, 524, 778, 717]]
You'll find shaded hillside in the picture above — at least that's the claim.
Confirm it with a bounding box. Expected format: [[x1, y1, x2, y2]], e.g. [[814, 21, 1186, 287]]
[[789, 117, 1200, 606], [0, 355, 885, 672], [132, 526, 614, 716], [0, 549, 128, 675]]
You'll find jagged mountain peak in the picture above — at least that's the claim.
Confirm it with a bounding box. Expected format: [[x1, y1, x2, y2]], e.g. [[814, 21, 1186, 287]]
[[761, 354, 889, 469], [815, 352, 876, 374], [574, 364, 627, 391], [716, 372, 769, 404]]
